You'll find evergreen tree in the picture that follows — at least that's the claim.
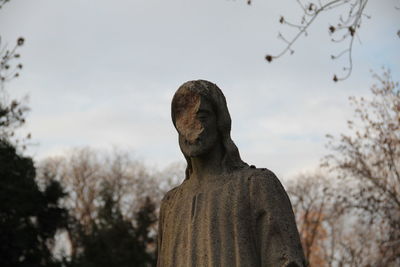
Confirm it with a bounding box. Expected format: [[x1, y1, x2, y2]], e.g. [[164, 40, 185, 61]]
[[0, 140, 68, 267], [69, 184, 157, 267]]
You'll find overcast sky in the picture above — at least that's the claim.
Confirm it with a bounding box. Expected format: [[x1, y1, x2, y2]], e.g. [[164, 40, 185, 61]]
[[0, 0, 399, 179]]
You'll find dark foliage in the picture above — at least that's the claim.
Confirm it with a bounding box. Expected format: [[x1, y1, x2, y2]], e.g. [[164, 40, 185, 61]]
[[68, 184, 157, 267], [0, 140, 68, 267]]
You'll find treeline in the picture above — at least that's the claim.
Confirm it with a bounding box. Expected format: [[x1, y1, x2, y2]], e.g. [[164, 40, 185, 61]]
[[1, 143, 183, 266], [37, 148, 183, 265]]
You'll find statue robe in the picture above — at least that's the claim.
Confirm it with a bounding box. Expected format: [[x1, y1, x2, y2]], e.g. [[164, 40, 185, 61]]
[[157, 167, 305, 267]]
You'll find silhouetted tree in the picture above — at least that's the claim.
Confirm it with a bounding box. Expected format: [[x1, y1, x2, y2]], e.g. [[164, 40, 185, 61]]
[[69, 183, 157, 267], [0, 140, 68, 267]]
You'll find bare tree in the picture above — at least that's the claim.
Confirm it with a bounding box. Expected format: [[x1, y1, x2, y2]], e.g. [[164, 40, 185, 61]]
[[286, 172, 329, 266], [37, 147, 183, 231], [324, 69, 400, 265], [286, 171, 379, 266]]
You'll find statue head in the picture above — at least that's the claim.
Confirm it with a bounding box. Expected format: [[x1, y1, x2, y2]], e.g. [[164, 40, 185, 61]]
[[171, 80, 248, 179]]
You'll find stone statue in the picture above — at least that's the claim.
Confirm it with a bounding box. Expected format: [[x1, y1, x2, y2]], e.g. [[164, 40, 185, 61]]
[[157, 80, 306, 267]]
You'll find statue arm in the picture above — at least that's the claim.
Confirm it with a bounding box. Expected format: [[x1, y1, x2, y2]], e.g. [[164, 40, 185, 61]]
[[249, 170, 306, 267]]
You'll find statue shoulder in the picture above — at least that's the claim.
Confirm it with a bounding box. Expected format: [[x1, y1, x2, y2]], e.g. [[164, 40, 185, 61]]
[[245, 166, 288, 198], [245, 166, 280, 183], [161, 186, 179, 204]]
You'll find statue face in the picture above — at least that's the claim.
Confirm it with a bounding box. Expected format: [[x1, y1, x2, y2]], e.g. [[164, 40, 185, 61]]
[[176, 94, 219, 157]]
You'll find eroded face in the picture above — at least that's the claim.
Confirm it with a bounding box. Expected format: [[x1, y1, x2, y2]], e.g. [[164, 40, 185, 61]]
[[175, 93, 203, 144], [175, 92, 219, 157]]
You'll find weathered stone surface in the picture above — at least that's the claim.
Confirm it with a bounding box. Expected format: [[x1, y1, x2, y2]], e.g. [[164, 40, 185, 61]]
[[175, 90, 202, 144], [158, 80, 305, 267]]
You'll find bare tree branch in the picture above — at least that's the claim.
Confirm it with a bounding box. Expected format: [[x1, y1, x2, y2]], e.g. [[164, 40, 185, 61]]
[[0, 0, 10, 9], [261, 0, 374, 81]]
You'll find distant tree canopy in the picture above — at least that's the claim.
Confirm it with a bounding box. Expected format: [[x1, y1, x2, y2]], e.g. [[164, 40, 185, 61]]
[[37, 148, 182, 266], [0, 142, 163, 267]]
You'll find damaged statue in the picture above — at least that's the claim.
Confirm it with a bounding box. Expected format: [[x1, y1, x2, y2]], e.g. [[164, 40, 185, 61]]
[[157, 80, 306, 267]]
